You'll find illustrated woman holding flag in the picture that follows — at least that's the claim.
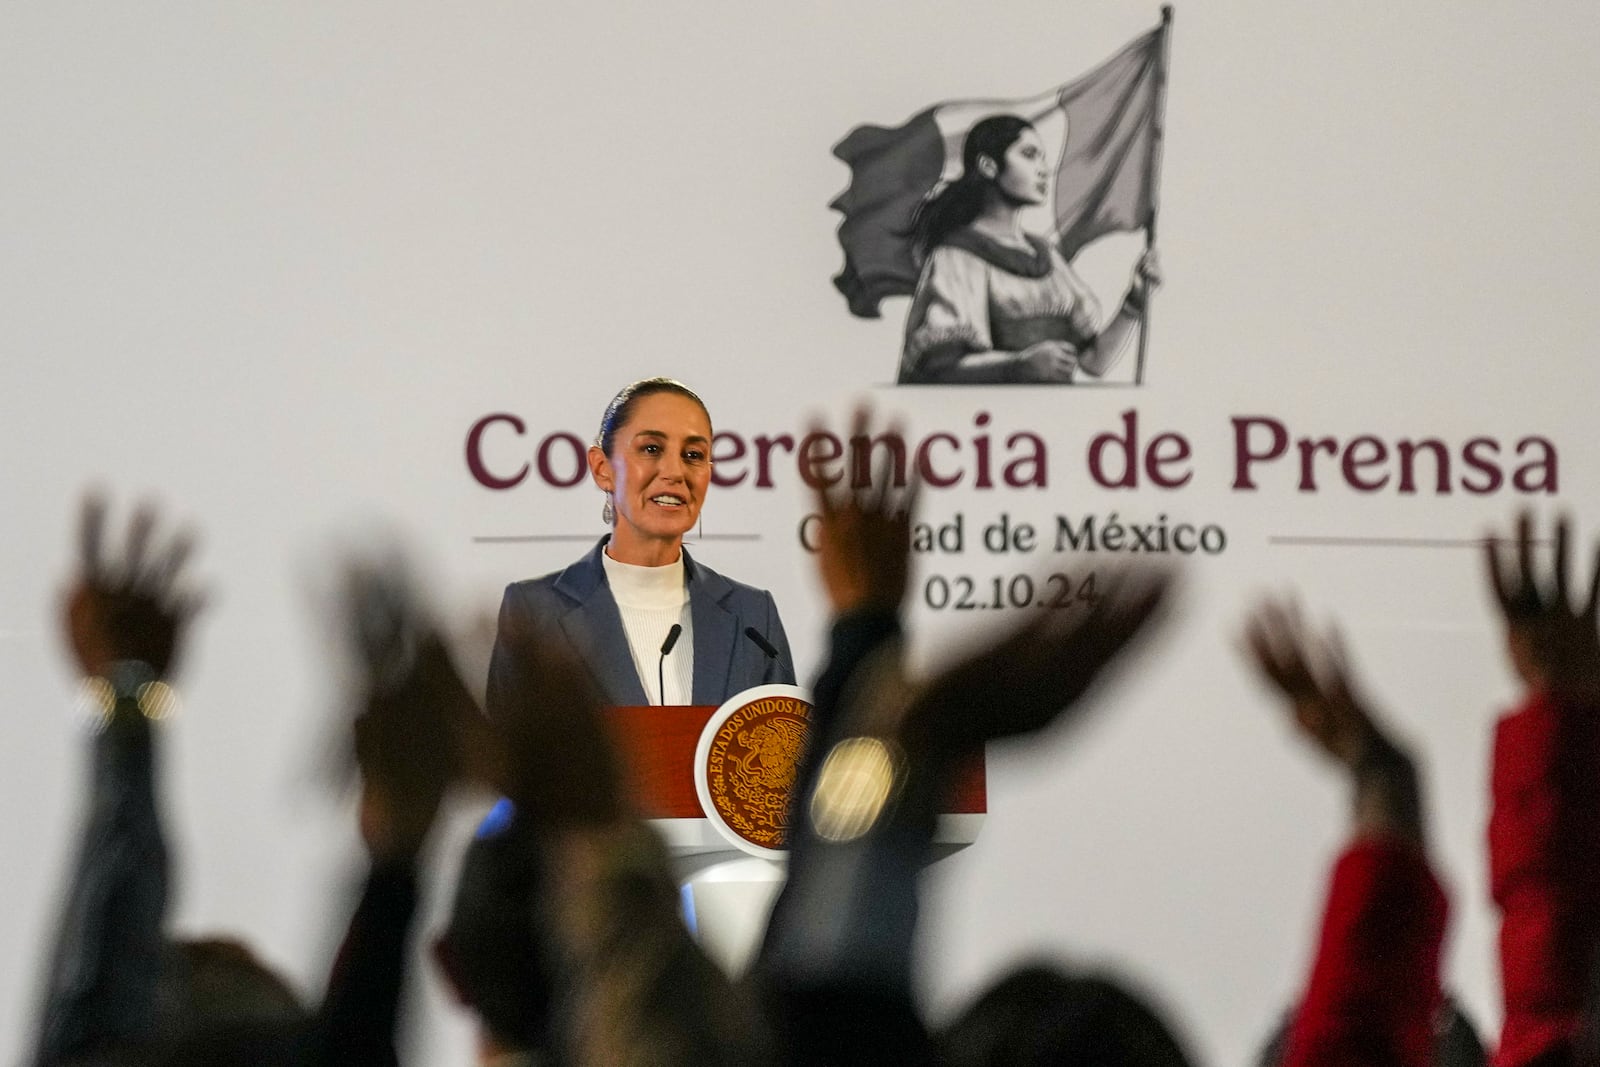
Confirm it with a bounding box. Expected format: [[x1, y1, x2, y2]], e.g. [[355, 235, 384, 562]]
[[898, 115, 1159, 385]]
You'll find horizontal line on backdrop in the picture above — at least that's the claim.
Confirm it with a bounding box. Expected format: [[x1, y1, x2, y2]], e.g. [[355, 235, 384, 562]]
[[473, 533, 764, 544], [1268, 535, 1548, 549]]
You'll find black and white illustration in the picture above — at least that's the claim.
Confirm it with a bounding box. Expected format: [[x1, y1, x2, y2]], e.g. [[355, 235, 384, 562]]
[[831, 12, 1172, 386]]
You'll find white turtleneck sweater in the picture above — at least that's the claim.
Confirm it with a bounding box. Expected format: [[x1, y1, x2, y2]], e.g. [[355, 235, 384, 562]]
[[600, 550, 694, 706]]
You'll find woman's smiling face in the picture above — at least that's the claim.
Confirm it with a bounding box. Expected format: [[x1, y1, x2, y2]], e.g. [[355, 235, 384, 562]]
[[589, 391, 713, 563]]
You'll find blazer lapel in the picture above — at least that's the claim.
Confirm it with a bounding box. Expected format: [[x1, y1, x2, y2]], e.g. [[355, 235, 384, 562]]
[[686, 549, 738, 707], [555, 539, 649, 707]]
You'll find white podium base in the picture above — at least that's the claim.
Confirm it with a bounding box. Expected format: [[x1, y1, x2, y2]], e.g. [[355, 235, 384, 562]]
[[676, 853, 785, 976], [658, 814, 984, 976]]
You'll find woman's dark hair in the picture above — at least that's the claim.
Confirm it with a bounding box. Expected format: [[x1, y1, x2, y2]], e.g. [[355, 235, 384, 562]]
[[907, 114, 1035, 261], [596, 377, 711, 457]]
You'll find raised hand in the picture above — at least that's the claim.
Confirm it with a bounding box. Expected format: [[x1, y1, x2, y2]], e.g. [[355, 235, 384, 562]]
[[1242, 599, 1421, 842], [63, 492, 202, 679], [1484, 511, 1600, 703], [810, 405, 918, 617], [342, 561, 499, 858], [1241, 600, 1387, 769], [491, 610, 626, 828], [909, 567, 1171, 755]]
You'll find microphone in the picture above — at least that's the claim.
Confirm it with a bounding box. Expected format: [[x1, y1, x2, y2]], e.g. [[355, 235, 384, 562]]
[[743, 626, 779, 660], [660, 624, 683, 657], [657, 623, 683, 706]]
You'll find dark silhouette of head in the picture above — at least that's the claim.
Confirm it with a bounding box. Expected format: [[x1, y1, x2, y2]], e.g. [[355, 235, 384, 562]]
[[150, 937, 309, 1065], [1254, 994, 1488, 1067], [939, 964, 1196, 1067], [433, 804, 554, 1054]]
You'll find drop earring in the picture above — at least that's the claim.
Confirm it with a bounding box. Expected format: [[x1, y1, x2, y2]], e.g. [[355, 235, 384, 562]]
[[601, 493, 615, 525]]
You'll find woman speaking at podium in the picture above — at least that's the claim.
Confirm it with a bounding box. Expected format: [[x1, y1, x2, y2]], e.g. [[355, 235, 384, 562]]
[[487, 377, 795, 717]]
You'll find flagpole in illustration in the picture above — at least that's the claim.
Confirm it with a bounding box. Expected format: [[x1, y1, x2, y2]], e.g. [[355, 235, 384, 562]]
[[1135, 5, 1174, 387]]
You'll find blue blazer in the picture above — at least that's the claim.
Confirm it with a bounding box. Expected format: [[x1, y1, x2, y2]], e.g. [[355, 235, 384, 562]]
[[487, 536, 796, 713]]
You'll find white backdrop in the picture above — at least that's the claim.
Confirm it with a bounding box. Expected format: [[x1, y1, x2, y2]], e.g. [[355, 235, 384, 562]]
[[4, 3, 1599, 1062]]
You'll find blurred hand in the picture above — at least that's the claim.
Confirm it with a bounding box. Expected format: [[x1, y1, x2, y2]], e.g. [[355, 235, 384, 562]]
[[343, 562, 500, 859], [491, 611, 626, 828], [62, 492, 202, 678], [908, 567, 1171, 754], [1015, 340, 1078, 383], [811, 405, 918, 617], [1242, 600, 1391, 769], [1242, 598, 1421, 842], [1485, 511, 1600, 703]]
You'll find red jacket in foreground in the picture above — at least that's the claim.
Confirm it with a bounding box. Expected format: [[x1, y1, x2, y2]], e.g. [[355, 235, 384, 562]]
[[1284, 837, 1449, 1067], [1490, 692, 1600, 1067]]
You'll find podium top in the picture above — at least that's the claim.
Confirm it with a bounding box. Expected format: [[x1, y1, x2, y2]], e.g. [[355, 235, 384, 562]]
[[602, 705, 986, 821]]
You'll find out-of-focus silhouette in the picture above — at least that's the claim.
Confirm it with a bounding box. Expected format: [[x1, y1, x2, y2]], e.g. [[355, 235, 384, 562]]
[[1242, 599, 1448, 1067], [755, 407, 1187, 1067], [1483, 514, 1600, 1067], [25, 467, 1600, 1067]]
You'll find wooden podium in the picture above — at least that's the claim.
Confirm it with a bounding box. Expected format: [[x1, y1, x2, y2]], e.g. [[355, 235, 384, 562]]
[[600, 702, 987, 975], [601, 704, 987, 856]]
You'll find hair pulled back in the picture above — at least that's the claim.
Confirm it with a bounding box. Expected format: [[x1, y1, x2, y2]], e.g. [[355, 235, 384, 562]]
[[907, 114, 1035, 262], [596, 378, 711, 457]]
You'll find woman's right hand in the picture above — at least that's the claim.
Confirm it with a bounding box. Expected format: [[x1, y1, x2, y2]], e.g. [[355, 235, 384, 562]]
[[1132, 248, 1162, 297], [1014, 340, 1078, 383]]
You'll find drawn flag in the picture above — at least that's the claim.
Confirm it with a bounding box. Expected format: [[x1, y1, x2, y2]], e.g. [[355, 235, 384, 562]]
[[1054, 26, 1166, 260], [830, 17, 1170, 319]]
